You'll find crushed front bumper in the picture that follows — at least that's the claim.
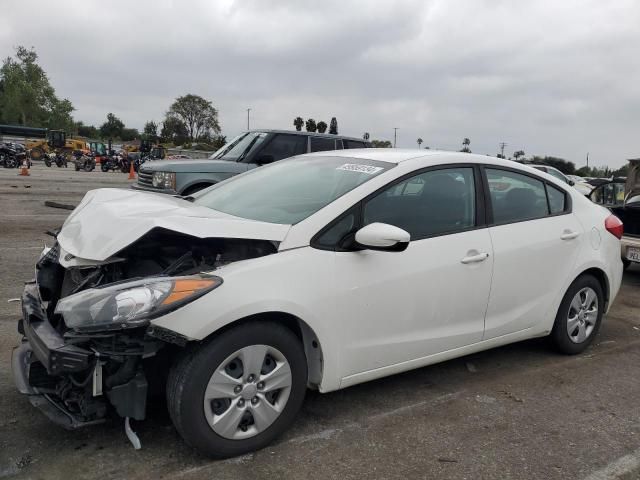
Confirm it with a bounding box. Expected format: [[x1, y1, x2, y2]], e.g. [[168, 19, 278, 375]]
[[19, 281, 91, 375], [12, 282, 151, 429]]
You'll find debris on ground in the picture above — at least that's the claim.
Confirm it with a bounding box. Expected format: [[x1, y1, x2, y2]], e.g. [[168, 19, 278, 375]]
[[44, 200, 76, 210], [499, 389, 524, 403], [466, 362, 478, 373]]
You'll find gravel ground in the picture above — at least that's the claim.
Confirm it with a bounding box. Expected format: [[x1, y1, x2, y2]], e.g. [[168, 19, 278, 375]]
[[1, 163, 640, 480]]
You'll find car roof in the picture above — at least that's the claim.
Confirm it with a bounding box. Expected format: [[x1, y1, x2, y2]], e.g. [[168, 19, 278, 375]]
[[250, 129, 369, 142], [304, 148, 527, 167]]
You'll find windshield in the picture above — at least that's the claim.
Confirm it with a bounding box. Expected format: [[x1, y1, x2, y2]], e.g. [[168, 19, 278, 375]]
[[210, 132, 268, 161], [194, 156, 393, 224]]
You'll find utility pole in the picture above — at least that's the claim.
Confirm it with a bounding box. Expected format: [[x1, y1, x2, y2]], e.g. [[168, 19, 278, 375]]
[[586, 152, 589, 168], [393, 128, 399, 148], [499, 142, 507, 157], [247, 108, 251, 131]]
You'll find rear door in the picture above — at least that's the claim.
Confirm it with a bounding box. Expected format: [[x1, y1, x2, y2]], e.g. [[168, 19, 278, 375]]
[[483, 167, 583, 338]]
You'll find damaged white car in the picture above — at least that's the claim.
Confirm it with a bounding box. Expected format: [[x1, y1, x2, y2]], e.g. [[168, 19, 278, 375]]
[[13, 150, 623, 458]]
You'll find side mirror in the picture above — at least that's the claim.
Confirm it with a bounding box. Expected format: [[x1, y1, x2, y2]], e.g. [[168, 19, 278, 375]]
[[354, 223, 410, 252], [568, 179, 575, 186], [256, 154, 275, 164]]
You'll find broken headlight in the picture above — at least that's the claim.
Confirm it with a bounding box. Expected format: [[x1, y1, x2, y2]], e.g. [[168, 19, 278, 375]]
[[55, 275, 222, 331], [152, 171, 176, 190]]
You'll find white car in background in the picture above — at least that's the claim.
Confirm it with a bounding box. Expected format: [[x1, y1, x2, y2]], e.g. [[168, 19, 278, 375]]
[[13, 150, 623, 458], [531, 165, 593, 196]]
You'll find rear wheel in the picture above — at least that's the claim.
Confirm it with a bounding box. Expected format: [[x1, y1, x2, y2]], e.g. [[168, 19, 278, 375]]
[[30, 146, 44, 160], [167, 322, 307, 458], [551, 274, 604, 354]]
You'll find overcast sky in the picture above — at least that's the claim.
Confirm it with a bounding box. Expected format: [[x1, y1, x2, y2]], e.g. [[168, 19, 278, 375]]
[[1, 0, 638, 167]]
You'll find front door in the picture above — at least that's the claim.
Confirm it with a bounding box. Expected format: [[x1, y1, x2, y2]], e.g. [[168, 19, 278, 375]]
[[326, 166, 494, 379]]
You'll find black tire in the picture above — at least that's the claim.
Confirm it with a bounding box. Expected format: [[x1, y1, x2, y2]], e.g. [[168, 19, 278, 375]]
[[83, 162, 93, 172], [167, 321, 307, 458], [100, 163, 109, 172], [75, 164, 81, 171], [551, 274, 604, 354], [44, 158, 52, 167]]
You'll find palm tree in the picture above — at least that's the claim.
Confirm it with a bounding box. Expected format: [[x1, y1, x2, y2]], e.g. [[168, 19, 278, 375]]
[[305, 118, 317, 132], [460, 137, 471, 153], [513, 150, 525, 161], [317, 121, 328, 133], [417, 138, 423, 149], [293, 117, 304, 131]]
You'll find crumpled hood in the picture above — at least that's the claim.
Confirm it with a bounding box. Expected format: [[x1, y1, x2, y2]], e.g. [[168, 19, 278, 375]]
[[57, 188, 291, 262]]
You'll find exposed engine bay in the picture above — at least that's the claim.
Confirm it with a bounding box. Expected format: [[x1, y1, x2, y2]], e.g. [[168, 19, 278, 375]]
[[14, 227, 278, 440]]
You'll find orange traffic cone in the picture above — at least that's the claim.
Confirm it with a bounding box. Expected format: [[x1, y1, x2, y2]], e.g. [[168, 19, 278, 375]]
[[19, 160, 30, 176], [128, 160, 136, 180]]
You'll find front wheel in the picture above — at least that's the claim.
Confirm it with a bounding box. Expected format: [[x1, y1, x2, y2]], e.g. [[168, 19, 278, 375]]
[[101, 163, 109, 172], [551, 274, 604, 354], [167, 322, 307, 458]]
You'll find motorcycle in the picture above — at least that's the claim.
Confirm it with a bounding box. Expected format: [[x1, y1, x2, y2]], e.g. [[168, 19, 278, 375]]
[[44, 152, 67, 168], [100, 153, 123, 172], [0, 143, 26, 168], [72, 150, 96, 172]]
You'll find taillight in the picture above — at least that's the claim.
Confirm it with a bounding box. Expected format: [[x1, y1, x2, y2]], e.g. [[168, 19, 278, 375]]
[[605, 214, 623, 239]]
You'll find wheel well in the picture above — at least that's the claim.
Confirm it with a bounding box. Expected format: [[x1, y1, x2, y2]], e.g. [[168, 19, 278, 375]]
[[579, 267, 610, 307], [200, 312, 324, 389]]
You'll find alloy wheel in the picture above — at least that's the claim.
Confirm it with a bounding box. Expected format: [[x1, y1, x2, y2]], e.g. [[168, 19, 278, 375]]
[[567, 287, 598, 343]]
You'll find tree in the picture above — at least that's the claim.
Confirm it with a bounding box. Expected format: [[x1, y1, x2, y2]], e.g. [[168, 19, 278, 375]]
[[317, 121, 328, 133], [460, 137, 471, 153], [329, 117, 338, 135], [293, 116, 304, 131], [143, 121, 158, 141], [75, 121, 99, 139], [513, 150, 525, 161], [160, 116, 189, 145], [417, 138, 423, 149], [305, 118, 317, 132], [0, 46, 75, 131], [363, 132, 370, 140], [100, 113, 124, 139], [167, 94, 220, 141], [371, 139, 393, 148], [120, 127, 139, 142]]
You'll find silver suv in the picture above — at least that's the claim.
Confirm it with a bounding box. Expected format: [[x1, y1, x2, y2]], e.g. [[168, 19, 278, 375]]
[[133, 130, 371, 196]]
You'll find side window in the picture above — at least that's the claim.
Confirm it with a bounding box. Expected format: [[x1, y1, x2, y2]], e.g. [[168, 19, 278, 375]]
[[257, 134, 307, 163], [310, 137, 337, 152], [547, 184, 567, 214], [344, 140, 366, 149], [487, 169, 549, 224], [363, 167, 476, 240]]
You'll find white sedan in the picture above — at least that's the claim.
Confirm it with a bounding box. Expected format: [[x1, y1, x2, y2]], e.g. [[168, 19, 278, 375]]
[[13, 149, 623, 458]]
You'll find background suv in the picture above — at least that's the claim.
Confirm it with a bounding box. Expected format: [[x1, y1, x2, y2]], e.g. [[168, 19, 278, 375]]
[[133, 130, 372, 196]]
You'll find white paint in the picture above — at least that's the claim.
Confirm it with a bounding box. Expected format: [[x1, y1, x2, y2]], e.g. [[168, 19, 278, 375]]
[[583, 447, 640, 480]]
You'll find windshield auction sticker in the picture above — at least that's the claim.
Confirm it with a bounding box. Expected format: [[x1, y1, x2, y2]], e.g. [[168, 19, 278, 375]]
[[337, 164, 383, 174]]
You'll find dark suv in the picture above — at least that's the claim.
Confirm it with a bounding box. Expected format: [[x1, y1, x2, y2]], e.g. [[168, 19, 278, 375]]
[[133, 130, 372, 196]]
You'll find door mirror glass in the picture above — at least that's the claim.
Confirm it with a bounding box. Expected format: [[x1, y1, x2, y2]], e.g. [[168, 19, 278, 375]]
[[355, 223, 410, 252]]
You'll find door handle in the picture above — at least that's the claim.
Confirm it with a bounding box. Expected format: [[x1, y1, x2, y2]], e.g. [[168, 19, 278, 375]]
[[560, 230, 580, 240], [460, 252, 490, 264]]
